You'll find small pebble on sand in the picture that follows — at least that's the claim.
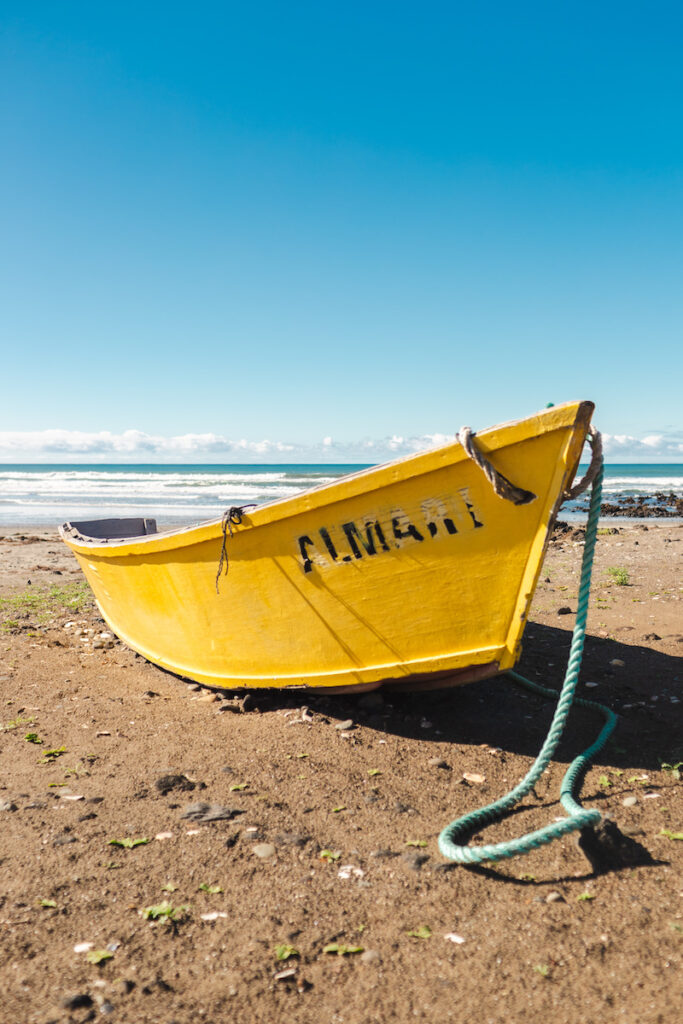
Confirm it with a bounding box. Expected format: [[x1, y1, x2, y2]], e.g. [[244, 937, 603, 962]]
[[274, 967, 297, 981], [360, 949, 381, 965], [252, 843, 276, 859], [338, 864, 365, 879]]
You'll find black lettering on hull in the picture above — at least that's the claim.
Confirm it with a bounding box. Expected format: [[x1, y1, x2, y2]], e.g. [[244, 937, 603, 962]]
[[342, 521, 391, 559], [298, 535, 315, 574], [421, 498, 459, 538], [319, 527, 339, 561], [296, 493, 484, 572], [460, 489, 484, 529]]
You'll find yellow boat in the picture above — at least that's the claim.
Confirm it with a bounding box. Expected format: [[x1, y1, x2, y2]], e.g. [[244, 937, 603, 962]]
[[60, 401, 594, 693]]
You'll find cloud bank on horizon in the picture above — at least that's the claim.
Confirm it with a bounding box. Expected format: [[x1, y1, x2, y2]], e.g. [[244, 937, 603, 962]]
[[0, 428, 681, 463]]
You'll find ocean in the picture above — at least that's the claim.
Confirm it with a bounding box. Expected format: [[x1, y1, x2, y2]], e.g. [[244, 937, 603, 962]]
[[0, 463, 681, 527]]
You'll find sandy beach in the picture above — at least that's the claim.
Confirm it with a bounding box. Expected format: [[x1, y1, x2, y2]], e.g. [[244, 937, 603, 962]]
[[0, 521, 681, 1023]]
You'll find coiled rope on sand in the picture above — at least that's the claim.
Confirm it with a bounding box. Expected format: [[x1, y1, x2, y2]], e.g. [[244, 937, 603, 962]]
[[439, 428, 617, 864]]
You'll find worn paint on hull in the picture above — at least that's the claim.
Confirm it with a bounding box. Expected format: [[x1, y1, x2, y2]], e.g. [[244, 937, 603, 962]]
[[60, 401, 593, 691]]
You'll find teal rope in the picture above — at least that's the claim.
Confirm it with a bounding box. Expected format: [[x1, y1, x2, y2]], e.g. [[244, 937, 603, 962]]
[[438, 456, 618, 864]]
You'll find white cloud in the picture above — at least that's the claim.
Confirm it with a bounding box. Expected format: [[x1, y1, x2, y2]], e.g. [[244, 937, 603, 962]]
[[601, 431, 683, 460], [0, 427, 681, 463], [0, 429, 296, 461]]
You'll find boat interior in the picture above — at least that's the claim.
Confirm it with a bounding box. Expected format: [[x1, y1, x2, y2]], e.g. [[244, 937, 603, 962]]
[[62, 517, 159, 541]]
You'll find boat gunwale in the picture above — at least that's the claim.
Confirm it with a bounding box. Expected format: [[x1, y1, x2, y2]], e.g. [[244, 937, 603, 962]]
[[59, 400, 594, 555]]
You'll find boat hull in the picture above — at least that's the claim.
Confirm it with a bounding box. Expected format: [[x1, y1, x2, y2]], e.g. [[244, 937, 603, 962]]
[[60, 402, 593, 691]]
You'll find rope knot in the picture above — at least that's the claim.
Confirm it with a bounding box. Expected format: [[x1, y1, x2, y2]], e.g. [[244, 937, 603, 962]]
[[457, 427, 536, 505], [215, 504, 256, 593]]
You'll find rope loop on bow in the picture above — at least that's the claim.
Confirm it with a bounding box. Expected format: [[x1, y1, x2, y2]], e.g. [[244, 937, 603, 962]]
[[215, 505, 256, 593], [563, 425, 603, 501], [457, 427, 537, 505]]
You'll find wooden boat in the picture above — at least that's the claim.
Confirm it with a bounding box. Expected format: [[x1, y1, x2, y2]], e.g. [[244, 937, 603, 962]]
[[59, 401, 593, 693]]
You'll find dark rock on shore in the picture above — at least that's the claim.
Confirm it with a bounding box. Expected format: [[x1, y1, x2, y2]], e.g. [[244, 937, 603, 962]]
[[180, 802, 245, 822], [599, 492, 682, 518], [552, 521, 586, 542], [560, 490, 682, 520], [155, 774, 197, 796]]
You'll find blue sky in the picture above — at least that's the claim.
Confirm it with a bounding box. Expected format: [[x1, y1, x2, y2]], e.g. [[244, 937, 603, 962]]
[[1, 2, 682, 461]]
